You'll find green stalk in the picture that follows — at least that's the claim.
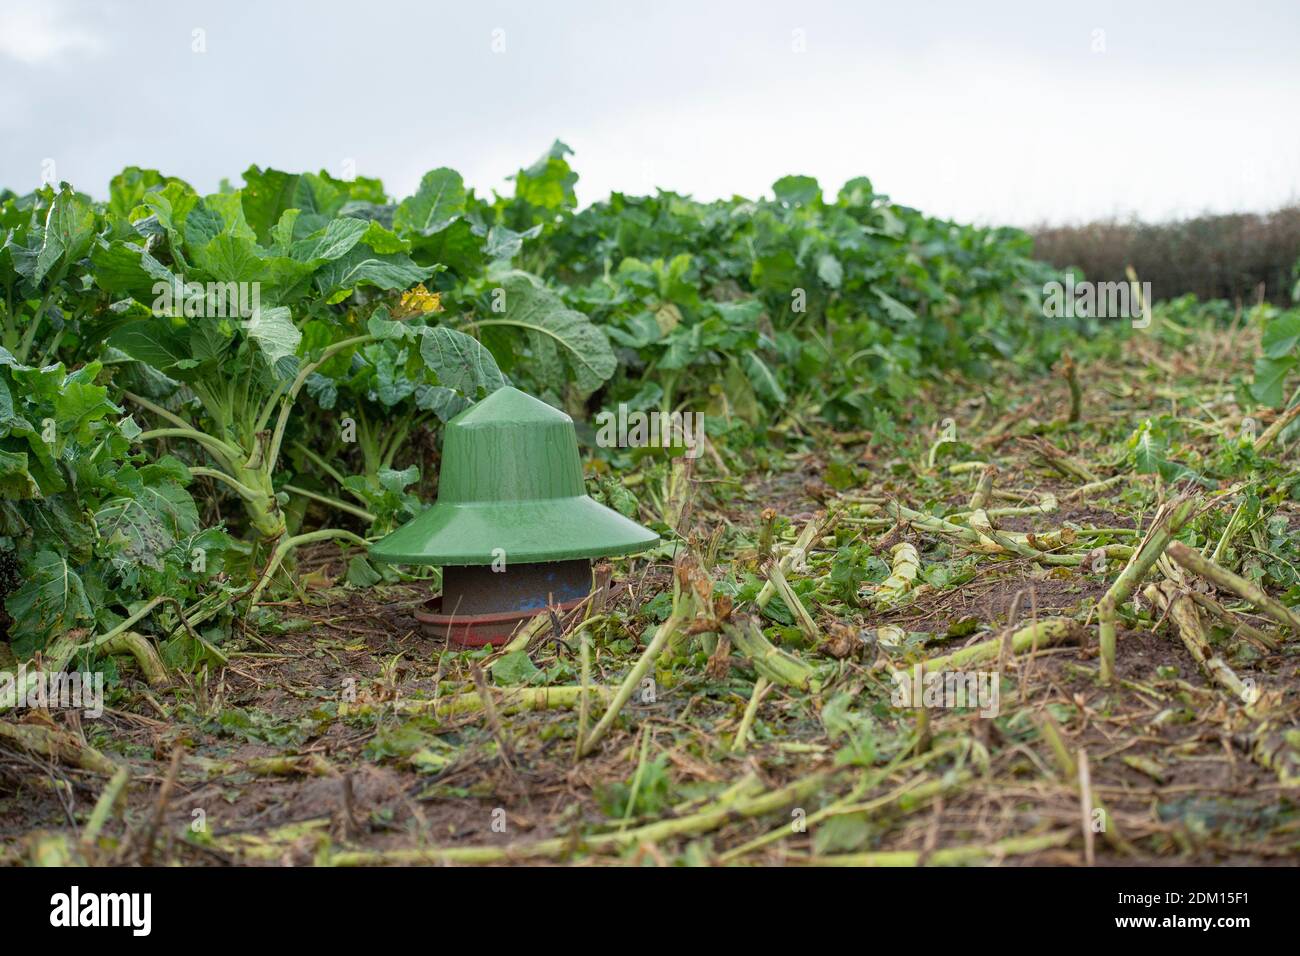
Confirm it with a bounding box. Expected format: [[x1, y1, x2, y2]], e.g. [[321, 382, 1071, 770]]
[[81, 766, 131, 851], [731, 676, 769, 753], [579, 592, 692, 757], [15, 262, 67, 363], [727, 618, 819, 691], [189, 466, 263, 502], [265, 334, 376, 472], [123, 391, 196, 431], [1167, 540, 1300, 634], [281, 484, 377, 523], [1098, 495, 1198, 683], [245, 528, 369, 610], [329, 769, 831, 865], [292, 441, 352, 490], [919, 617, 1077, 671], [138, 428, 242, 467], [798, 830, 1073, 866]]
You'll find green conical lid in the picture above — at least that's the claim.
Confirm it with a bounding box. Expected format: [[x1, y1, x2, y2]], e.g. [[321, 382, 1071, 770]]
[[370, 387, 659, 566]]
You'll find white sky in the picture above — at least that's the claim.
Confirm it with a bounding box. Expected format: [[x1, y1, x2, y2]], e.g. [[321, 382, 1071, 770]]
[[1, 0, 1297, 226]]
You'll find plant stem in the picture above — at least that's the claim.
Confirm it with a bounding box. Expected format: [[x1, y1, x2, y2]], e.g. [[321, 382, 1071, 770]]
[[81, 766, 131, 852], [800, 830, 1073, 866], [138, 427, 241, 466], [919, 617, 1077, 672], [339, 685, 613, 718], [245, 528, 370, 611], [290, 441, 352, 490], [727, 617, 819, 691], [265, 334, 376, 472], [122, 391, 196, 431], [328, 769, 831, 865], [188, 466, 262, 501], [281, 484, 377, 523], [98, 632, 171, 687], [579, 595, 692, 756], [731, 676, 769, 752], [1166, 540, 1300, 634], [1098, 495, 1198, 683]]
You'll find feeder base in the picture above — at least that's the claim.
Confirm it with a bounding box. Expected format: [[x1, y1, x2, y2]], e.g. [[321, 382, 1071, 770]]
[[417, 558, 596, 647], [414, 592, 588, 647]]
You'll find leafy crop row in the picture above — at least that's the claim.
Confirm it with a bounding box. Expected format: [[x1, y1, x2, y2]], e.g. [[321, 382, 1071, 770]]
[[6, 140, 1289, 670]]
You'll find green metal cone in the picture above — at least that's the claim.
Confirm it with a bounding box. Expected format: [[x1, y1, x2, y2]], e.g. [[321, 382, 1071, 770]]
[[370, 386, 659, 566]]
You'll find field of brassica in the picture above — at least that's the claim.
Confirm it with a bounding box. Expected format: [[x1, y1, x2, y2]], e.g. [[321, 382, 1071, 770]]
[[3, 142, 1300, 867]]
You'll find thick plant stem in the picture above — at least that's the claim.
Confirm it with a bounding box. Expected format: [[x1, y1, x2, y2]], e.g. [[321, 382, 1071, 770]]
[[1254, 401, 1300, 453], [329, 769, 831, 865], [765, 562, 820, 640], [265, 334, 377, 471], [0, 721, 119, 775], [1183, 589, 1279, 651], [574, 627, 593, 761], [919, 618, 1077, 672], [123, 391, 196, 430], [1064, 474, 1125, 501], [1143, 582, 1255, 705], [727, 617, 820, 691], [755, 510, 838, 610], [142, 426, 285, 541], [340, 684, 612, 718], [888, 501, 1120, 567], [81, 766, 131, 852], [188, 466, 263, 502], [99, 632, 171, 687], [579, 597, 692, 756], [1098, 495, 1198, 684], [731, 677, 769, 753], [875, 542, 921, 606], [1061, 351, 1083, 423], [138, 427, 241, 466], [282, 484, 377, 523], [1166, 540, 1300, 634], [246, 529, 369, 611], [968, 463, 996, 512], [796, 830, 1073, 866]]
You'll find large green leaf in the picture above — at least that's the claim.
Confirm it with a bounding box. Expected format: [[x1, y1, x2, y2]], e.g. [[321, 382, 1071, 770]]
[[95, 480, 199, 573], [290, 217, 370, 262], [1252, 355, 1296, 407], [245, 306, 302, 365], [511, 141, 577, 211], [419, 326, 506, 399], [0, 448, 38, 498], [1261, 312, 1300, 360], [314, 246, 434, 301], [34, 187, 96, 284], [5, 550, 93, 647], [393, 169, 466, 236], [108, 318, 194, 375], [486, 272, 616, 394]]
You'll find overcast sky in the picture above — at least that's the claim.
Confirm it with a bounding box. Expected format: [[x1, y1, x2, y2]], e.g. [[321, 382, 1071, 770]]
[[1, 0, 1297, 226]]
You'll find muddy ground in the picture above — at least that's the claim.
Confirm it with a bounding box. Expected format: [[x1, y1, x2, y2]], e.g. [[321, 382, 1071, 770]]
[[2, 323, 1298, 866]]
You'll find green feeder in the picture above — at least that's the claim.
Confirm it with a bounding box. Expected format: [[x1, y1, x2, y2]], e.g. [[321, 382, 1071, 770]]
[[370, 386, 658, 645]]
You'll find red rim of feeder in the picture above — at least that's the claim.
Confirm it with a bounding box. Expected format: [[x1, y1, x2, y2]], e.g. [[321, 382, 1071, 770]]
[[414, 593, 588, 647]]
